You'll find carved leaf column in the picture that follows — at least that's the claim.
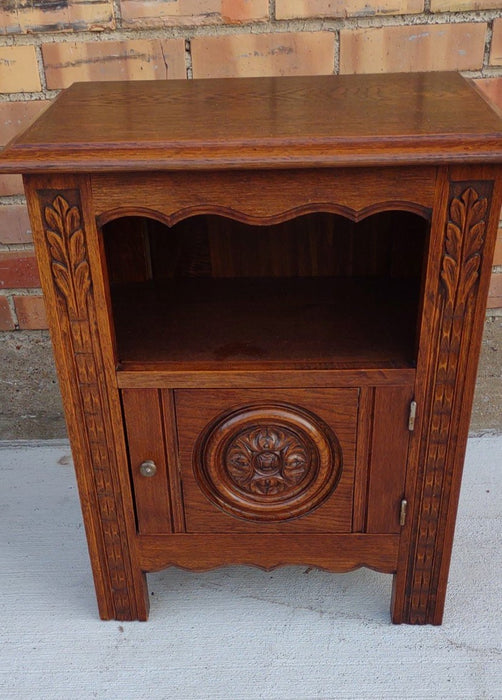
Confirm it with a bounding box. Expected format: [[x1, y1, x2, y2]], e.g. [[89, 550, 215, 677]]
[[25, 176, 147, 620], [393, 175, 500, 624]]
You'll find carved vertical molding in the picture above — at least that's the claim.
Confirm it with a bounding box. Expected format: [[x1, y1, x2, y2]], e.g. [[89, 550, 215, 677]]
[[40, 189, 137, 619], [405, 181, 494, 624]]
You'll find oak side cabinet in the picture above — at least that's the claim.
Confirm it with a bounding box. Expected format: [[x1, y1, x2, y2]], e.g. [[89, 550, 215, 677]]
[[1, 72, 501, 624]]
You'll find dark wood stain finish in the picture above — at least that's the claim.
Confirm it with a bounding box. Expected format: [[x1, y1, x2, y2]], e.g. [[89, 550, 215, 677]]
[[2, 73, 502, 170], [175, 388, 358, 533], [2, 73, 501, 624]]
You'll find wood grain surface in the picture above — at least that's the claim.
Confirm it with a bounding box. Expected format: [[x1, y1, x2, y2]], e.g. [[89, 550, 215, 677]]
[[12, 75, 502, 623], [2, 73, 502, 171]]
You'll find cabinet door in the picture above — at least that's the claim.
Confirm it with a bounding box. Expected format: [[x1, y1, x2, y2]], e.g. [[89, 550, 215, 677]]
[[121, 389, 173, 534], [175, 388, 359, 533], [122, 385, 412, 536], [365, 386, 414, 533]]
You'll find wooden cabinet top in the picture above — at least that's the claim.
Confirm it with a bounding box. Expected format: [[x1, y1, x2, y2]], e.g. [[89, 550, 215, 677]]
[[2, 72, 502, 172]]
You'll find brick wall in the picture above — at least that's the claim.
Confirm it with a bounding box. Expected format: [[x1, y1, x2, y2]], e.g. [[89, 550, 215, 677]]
[[1, 0, 502, 330]]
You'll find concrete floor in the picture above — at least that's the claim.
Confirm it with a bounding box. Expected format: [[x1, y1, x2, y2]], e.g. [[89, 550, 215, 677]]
[[0, 437, 501, 699]]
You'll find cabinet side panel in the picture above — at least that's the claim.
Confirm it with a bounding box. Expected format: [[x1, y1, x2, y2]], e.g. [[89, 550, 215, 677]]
[[393, 166, 502, 625], [24, 175, 148, 621]]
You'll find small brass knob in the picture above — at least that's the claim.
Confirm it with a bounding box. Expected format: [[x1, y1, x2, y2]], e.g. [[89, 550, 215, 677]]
[[139, 459, 157, 477]]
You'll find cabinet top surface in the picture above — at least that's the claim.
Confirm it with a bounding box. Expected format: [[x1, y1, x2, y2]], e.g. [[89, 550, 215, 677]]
[[2, 72, 502, 172]]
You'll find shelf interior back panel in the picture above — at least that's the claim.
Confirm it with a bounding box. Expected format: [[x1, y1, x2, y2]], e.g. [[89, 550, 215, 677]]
[[111, 277, 419, 372]]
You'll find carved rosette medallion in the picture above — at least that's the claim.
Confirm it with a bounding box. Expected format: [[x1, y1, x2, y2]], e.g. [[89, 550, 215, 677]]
[[226, 425, 310, 497], [195, 404, 342, 521], [406, 182, 493, 623]]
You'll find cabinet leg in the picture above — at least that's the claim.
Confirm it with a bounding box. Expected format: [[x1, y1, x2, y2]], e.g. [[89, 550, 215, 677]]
[[26, 181, 151, 622], [113, 570, 149, 622], [390, 573, 445, 625], [390, 175, 502, 625], [93, 567, 150, 621], [136, 571, 151, 622]]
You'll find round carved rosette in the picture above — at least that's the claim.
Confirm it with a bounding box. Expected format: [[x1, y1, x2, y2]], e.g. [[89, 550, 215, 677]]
[[194, 403, 342, 521]]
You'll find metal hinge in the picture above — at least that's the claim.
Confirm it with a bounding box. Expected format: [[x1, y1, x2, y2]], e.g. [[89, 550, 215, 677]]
[[408, 400, 417, 431], [400, 499, 408, 527]]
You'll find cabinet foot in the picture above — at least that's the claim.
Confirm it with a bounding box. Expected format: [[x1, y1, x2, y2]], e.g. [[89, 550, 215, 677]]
[[95, 570, 150, 622], [390, 573, 445, 625]]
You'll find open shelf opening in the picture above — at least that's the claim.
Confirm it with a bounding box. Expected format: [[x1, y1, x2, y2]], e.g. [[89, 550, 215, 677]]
[[101, 211, 429, 371]]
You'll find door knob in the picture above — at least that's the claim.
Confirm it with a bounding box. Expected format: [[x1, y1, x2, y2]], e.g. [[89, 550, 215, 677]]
[[139, 459, 157, 477]]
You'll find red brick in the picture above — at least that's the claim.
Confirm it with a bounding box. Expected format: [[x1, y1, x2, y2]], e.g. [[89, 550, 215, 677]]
[[276, 0, 423, 19], [340, 23, 487, 74], [0, 0, 114, 34], [0, 101, 49, 196], [494, 228, 502, 267], [0, 46, 41, 92], [0, 101, 49, 147], [13, 295, 48, 330], [487, 272, 502, 309], [120, 0, 268, 26], [0, 175, 24, 198], [0, 296, 15, 330], [431, 0, 501, 8], [191, 32, 335, 79], [490, 19, 502, 67], [473, 77, 502, 115], [0, 251, 40, 289], [42, 38, 186, 90], [0, 205, 32, 245], [221, 0, 268, 22]]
